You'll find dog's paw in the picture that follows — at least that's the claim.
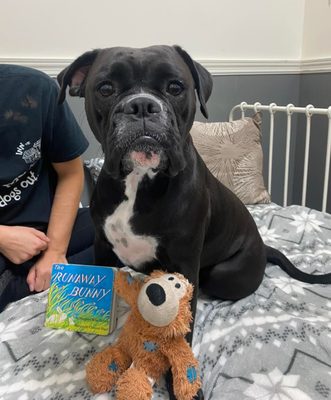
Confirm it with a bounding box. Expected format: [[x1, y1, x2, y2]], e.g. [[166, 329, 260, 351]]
[[193, 388, 204, 400], [165, 369, 176, 400]]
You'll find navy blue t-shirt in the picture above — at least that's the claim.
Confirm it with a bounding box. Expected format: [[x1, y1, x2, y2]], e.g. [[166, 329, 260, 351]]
[[0, 65, 89, 226]]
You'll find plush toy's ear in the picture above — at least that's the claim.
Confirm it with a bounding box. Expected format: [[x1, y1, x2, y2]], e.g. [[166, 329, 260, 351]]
[[173, 45, 213, 119], [57, 49, 101, 104]]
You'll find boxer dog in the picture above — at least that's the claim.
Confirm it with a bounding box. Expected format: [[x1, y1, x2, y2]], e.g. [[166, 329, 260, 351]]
[[58, 45, 331, 399]]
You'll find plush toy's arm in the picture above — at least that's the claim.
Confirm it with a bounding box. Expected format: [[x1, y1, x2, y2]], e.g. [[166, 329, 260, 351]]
[[114, 270, 143, 307], [163, 337, 201, 400]]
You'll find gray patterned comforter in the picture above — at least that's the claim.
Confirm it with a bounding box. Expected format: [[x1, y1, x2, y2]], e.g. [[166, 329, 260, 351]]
[[0, 203, 330, 400]]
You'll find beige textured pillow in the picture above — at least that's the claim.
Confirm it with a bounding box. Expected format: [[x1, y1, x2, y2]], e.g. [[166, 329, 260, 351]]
[[191, 114, 270, 204]]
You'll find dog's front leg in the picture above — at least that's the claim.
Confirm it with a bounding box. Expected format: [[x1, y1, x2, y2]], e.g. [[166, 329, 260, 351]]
[[94, 232, 124, 268], [180, 265, 200, 347]]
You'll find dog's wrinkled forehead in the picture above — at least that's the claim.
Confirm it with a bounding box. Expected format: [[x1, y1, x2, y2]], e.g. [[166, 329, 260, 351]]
[[89, 46, 194, 89], [57, 45, 213, 119]]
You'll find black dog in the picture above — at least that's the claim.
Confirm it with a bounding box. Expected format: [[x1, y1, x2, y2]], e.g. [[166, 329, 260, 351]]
[[58, 45, 331, 398]]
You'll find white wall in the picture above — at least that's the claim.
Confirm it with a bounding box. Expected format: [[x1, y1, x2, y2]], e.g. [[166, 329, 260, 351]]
[[302, 0, 331, 60], [1, 0, 305, 61]]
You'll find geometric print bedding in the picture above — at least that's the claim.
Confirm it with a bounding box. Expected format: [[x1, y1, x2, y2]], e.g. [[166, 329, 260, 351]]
[[0, 203, 330, 400]]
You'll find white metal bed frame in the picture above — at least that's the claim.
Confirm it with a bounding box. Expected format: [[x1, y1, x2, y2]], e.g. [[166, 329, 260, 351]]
[[229, 102, 331, 213]]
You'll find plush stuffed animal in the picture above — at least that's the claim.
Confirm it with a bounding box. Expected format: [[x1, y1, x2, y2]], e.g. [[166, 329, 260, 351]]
[[85, 270, 201, 400]]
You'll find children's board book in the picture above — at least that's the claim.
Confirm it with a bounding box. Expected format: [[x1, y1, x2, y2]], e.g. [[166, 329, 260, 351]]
[[45, 263, 117, 335]]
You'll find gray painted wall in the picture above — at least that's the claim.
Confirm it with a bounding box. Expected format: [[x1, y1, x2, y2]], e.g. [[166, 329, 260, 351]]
[[66, 73, 331, 211]]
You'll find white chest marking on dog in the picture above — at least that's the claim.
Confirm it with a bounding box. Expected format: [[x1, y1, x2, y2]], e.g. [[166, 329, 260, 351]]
[[104, 167, 158, 269]]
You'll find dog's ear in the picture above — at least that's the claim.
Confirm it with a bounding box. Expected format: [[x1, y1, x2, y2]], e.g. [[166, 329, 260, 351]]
[[174, 45, 213, 119], [57, 49, 101, 104]]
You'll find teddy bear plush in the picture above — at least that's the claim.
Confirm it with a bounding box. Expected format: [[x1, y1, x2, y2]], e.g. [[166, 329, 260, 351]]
[[85, 270, 201, 400]]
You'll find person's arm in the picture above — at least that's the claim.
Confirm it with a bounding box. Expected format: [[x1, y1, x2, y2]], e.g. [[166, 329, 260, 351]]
[[26, 156, 85, 292]]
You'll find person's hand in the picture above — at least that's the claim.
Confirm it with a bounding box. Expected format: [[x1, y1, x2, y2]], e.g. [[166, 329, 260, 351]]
[[27, 250, 67, 292], [0, 225, 50, 264]]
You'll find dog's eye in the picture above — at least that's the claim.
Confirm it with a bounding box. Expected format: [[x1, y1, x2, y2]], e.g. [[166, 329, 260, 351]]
[[98, 83, 114, 97], [175, 283, 181, 289], [167, 81, 184, 96], [168, 277, 174, 281]]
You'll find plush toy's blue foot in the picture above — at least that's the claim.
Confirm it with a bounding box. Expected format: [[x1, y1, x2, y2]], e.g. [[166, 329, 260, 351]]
[[166, 370, 204, 400]]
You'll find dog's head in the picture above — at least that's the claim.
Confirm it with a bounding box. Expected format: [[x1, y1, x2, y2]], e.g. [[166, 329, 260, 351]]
[[58, 45, 213, 179]]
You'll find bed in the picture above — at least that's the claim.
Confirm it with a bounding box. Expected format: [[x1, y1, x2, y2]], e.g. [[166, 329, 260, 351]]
[[1, 103, 331, 400]]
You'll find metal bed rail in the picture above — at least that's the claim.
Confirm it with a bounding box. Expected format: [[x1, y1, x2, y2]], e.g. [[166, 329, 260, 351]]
[[229, 102, 331, 212]]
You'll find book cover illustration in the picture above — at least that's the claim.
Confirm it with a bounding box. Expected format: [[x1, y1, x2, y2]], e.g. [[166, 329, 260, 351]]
[[45, 263, 117, 335]]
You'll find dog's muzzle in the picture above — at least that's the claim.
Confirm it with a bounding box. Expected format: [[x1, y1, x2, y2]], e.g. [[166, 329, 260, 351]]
[[107, 93, 184, 178], [121, 135, 169, 174]]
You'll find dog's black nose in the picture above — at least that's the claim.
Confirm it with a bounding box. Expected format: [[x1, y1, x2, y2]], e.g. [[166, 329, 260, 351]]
[[146, 283, 166, 306], [123, 97, 161, 117]]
